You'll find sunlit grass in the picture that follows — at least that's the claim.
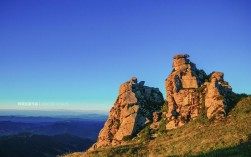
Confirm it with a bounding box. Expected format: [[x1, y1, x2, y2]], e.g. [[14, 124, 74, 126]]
[[63, 96, 251, 157]]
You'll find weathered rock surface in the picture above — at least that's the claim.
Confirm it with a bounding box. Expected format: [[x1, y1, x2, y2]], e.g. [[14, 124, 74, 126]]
[[86, 54, 234, 152], [165, 54, 232, 129], [205, 72, 232, 119], [90, 77, 164, 150], [150, 111, 161, 130]]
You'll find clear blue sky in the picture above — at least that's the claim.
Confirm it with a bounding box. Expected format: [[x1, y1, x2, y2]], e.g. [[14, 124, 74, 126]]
[[1, 0, 251, 112]]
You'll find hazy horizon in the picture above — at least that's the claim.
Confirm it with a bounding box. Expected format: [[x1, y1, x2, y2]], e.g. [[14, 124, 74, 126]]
[[0, 108, 109, 117]]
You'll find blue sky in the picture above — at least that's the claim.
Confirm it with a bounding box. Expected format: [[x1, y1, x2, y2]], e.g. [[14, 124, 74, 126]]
[[0, 0, 251, 112]]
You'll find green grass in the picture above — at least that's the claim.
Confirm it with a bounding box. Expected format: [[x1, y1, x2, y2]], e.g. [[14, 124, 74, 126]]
[[64, 95, 251, 157]]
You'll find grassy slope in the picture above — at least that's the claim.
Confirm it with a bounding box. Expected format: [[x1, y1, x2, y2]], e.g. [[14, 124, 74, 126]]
[[63, 96, 251, 157]]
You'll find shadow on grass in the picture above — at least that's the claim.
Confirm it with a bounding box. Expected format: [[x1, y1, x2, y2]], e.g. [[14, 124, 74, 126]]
[[226, 93, 249, 114], [194, 134, 251, 157]]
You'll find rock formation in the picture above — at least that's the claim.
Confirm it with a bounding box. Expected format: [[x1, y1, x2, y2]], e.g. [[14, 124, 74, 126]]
[[165, 54, 233, 129], [204, 72, 232, 119], [87, 54, 233, 152], [90, 77, 164, 150]]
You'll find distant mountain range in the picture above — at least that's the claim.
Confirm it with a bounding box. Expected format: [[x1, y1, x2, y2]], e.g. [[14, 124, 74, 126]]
[[0, 115, 106, 157], [0, 109, 108, 117]]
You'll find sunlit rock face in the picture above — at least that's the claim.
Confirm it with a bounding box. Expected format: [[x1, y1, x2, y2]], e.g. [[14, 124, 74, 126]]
[[165, 54, 232, 129], [90, 77, 164, 150], [205, 72, 232, 119], [87, 54, 234, 151]]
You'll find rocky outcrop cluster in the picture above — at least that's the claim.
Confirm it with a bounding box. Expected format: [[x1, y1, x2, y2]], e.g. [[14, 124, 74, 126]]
[[88, 54, 233, 151], [165, 54, 232, 129], [90, 77, 164, 150]]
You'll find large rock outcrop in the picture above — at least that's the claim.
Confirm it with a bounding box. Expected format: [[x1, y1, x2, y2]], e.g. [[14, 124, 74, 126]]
[[165, 54, 232, 129], [90, 77, 164, 150], [87, 54, 233, 152]]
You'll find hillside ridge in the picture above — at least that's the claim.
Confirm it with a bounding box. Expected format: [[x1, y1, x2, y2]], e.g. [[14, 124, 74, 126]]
[[63, 54, 251, 157]]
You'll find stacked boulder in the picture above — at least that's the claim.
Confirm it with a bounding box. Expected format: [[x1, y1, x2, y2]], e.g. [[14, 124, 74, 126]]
[[165, 54, 233, 129], [90, 77, 164, 150]]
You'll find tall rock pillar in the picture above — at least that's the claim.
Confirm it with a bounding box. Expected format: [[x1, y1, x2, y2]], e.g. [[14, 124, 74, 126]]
[[165, 54, 232, 129]]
